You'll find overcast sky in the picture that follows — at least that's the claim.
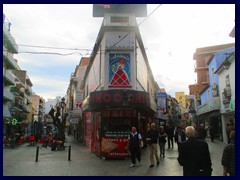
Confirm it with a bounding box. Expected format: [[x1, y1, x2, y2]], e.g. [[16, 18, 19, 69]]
[[3, 4, 235, 101]]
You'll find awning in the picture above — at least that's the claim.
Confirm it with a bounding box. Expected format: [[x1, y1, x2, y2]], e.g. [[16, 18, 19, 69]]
[[221, 111, 235, 116]]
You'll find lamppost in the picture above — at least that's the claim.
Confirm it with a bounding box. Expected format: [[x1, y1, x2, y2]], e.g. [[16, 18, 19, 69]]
[[60, 97, 66, 123]]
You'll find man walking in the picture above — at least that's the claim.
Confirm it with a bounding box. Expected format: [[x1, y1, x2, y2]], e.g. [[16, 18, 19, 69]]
[[222, 130, 235, 176], [166, 124, 174, 149], [128, 126, 142, 167], [178, 126, 212, 176], [146, 123, 160, 168]]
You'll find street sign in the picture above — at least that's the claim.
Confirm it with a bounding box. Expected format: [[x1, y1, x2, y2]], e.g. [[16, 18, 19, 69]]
[[156, 92, 167, 98], [12, 118, 18, 126]]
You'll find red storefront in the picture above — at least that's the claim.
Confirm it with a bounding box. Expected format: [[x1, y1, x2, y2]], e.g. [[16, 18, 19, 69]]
[[83, 89, 155, 159]]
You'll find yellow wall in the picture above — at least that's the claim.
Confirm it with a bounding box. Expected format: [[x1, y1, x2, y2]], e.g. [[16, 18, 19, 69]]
[[175, 92, 186, 108]]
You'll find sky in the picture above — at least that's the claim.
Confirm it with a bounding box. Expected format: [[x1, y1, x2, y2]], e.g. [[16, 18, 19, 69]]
[[3, 4, 235, 101]]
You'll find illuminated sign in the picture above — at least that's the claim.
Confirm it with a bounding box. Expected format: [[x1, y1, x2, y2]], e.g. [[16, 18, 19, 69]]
[[12, 118, 18, 126], [89, 90, 150, 110]]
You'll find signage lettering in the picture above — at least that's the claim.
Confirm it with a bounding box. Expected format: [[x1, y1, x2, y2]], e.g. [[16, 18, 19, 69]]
[[90, 90, 150, 106]]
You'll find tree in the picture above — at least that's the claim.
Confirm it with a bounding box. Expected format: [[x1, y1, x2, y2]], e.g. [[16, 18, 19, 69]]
[[48, 102, 68, 144]]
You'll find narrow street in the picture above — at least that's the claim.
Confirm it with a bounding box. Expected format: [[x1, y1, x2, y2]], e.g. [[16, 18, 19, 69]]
[[3, 135, 226, 176]]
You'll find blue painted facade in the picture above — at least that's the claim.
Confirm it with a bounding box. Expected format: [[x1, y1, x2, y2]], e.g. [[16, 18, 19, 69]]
[[200, 47, 235, 105]]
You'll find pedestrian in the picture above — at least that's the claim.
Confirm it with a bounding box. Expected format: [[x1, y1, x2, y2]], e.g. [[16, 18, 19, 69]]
[[146, 122, 160, 168], [226, 120, 235, 144], [159, 126, 167, 158], [178, 126, 212, 176], [197, 123, 207, 140], [127, 126, 142, 167], [174, 126, 186, 150], [166, 124, 174, 149], [221, 130, 235, 176], [209, 126, 215, 142]]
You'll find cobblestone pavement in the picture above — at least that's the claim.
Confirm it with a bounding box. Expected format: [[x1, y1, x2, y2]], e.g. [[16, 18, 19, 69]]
[[3, 136, 226, 176]]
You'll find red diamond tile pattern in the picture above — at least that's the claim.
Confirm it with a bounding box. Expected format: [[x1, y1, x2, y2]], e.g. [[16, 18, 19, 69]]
[[109, 65, 132, 88]]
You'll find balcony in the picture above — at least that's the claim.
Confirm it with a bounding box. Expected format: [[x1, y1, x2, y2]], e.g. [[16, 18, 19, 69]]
[[195, 66, 208, 73], [25, 93, 32, 104], [10, 86, 20, 95], [12, 102, 23, 112], [3, 46, 18, 69], [197, 97, 221, 115], [3, 105, 12, 117], [16, 80, 25, 88], [25, 88, 32, 96], [71, 74, 78, 84], [3, 70, 15, 85], [3, 87, 14, 101], [3, 22, 18, 54], [22, 104, 31, 113]]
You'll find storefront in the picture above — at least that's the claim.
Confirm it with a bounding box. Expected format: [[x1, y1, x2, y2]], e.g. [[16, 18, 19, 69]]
[[83, 89, 155, 159]]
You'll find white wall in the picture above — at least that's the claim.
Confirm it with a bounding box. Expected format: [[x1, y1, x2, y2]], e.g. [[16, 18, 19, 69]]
[[218, 58, 235, 143]]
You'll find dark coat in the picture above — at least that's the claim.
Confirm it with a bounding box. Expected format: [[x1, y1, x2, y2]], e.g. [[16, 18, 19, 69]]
[[221, 142, 235, 176], [147, 129, 159, 144], [166, 126, 174, 138], [178, 137, 212, 176], [197, 127, 207, 140], [174, 130, 186, 143]]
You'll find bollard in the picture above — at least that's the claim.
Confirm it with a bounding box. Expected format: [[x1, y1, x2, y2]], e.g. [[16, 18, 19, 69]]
[[35, 146, 39, 162], [68, 145, 71, 161]]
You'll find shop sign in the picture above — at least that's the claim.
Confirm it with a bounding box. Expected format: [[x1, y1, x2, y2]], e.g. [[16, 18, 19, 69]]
[[5, 118, 11, 124], [75, 91, 83, 109], [70, 118, 79, 124], [101, 137, 130, 158], [102, 108, 136, 118], [89, 90, 150, 109], [12, 118, 18, 125], [108, 53, 131, 88], [4, 118, 18, 125], [157, 92, 167, 118]]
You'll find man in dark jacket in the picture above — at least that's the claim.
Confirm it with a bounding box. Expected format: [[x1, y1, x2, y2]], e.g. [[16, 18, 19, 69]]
[[146, 123, 160, 168], [222, 130, 235, 176], [127, 126, 142, 167], [197, 123, 207, 140], [166, 124, 174, 149], [178, 126, 212, 176], [174, 126, 186, 150]]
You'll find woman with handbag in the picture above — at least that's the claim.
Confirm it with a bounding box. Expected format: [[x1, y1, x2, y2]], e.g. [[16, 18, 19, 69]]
[[159, 126, 167, 158]]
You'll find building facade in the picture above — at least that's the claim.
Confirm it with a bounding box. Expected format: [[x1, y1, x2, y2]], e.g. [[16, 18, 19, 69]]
[[67, 57, 90, 141], [215, 48, 235, 143], [3, 14, 18, 122], [77, 10, 159, 158], [175, 92, 187, 108], [190, 43, 235, 108], [3, 14, 33, 139], [197, 46, 235, 140]]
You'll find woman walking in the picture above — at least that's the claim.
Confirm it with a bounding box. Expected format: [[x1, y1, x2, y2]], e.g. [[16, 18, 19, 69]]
[[159, 126, 167, 158]]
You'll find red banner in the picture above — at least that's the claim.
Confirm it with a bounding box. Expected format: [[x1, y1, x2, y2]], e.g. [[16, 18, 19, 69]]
[[101, 137, 130, 158]]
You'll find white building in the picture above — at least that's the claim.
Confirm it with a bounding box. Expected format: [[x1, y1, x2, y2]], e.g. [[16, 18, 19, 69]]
[[215, 49, 235, 143]]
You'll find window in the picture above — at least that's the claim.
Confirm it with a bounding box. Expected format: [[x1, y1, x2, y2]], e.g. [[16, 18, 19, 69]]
[[111, 16, 129, 23], [212, 67, 215, 83]]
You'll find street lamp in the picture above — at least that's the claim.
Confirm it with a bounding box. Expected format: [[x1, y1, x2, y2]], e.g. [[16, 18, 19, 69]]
[[60, 97, 66, 123]]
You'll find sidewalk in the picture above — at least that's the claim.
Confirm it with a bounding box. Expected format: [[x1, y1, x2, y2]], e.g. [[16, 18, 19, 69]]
[[3, 135, 226, 176]]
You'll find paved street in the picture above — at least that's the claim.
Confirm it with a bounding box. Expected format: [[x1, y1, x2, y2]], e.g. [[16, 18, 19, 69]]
[[3, 135, 226, 176]]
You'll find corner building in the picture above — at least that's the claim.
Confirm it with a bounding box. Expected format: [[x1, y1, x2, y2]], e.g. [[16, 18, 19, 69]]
[[81, 9, 159, 159]]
